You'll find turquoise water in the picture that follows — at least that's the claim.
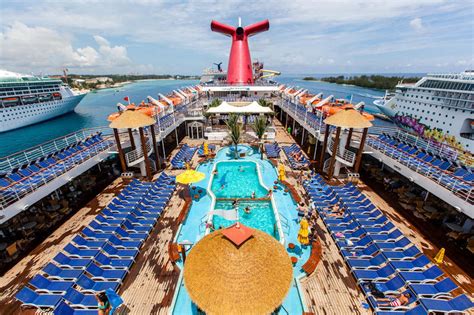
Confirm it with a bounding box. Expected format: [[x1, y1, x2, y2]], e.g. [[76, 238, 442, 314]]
[[212, 200, 278, 239], [173, 145, 306, 314], [211, 161, 267, 198]]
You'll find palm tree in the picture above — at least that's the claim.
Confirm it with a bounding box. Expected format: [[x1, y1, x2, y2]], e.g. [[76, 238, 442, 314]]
[[225, 113, 241, 159], [209, 98, 222, 108], [258, 98, 274, 111], [251, 116, 269, 159]]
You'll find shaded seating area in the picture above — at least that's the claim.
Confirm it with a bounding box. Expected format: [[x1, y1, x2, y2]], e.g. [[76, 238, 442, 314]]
[[282, 144, 310, 169], [264, 142, 281, 158], [303, 174, 474, 314], [14, 173, 176, 312], [366, 134, 473, 202], [170, 144, 197, 169], [0, 132, 113, 207]]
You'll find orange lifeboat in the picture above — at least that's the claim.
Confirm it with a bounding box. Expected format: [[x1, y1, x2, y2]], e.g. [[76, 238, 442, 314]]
[[126, 104, 136, 110], [362, 112, 375, 121], [137, 106, 155, 117]]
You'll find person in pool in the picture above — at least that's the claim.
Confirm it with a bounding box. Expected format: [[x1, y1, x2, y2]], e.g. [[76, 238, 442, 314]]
[[95, 291, 111, 315], [251, 191, 256, 199], [244, 206, 251, 214], [239, 165, 245, 172]]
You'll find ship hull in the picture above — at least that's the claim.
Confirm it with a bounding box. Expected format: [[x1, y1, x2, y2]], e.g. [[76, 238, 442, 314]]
[[0, 94, 86, 133]]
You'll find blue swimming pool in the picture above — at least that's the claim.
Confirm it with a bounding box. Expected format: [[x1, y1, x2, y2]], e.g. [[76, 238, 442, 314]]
[[210, 161, 267, 199], [212, 200, 278, 239]]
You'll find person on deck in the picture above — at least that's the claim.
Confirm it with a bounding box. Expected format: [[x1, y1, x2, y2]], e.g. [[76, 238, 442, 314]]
[[376, 292, 412, 307], [95, 291, 111, 315]]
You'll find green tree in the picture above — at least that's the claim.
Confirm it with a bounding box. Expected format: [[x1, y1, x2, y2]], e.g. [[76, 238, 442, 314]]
[[209, 98, 222, 108], [225, 113, 242, 159], [251, 116, 269, 159]]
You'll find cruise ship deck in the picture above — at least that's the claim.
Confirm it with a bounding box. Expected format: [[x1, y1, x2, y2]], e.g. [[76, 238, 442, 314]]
[[1, 121, 473, 314]]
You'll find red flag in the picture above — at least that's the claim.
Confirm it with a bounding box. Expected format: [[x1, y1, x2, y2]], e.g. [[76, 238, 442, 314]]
[[123, 96, 129, 102]]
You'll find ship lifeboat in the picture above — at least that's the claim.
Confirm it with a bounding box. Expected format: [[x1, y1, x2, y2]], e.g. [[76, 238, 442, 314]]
[[52, 92, 61, 97], [137, 106, 155, 117], [126, 104, 136, 110], [362, 112, 375, 121], [107, 112, 121, 121]]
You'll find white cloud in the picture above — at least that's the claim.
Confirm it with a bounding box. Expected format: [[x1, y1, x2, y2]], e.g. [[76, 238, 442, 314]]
[[0, 22, 132, 72], [409, 17, 425, 32]]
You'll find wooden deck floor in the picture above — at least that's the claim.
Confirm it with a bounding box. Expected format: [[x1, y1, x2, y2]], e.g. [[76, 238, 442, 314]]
[[0, 177, 128, 315]]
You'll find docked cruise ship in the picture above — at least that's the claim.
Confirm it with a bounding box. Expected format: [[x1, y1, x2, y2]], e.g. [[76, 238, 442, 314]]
[[374, 71, 474, 150], [0, 70, 86, 133]]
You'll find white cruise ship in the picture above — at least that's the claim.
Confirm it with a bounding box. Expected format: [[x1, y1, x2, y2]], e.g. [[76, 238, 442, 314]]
[[374, 71, 474, 151], [0, 70, 86, 133]]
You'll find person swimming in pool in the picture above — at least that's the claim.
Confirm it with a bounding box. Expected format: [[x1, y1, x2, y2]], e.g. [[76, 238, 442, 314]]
[[244, 206, 251, 214]]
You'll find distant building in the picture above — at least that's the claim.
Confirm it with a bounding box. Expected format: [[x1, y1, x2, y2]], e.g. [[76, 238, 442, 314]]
[[96, 77, 113, 83], [85, 79, 98, 84]]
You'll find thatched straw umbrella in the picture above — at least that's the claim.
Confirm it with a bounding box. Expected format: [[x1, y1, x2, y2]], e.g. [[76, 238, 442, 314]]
[[184, 225, 293, 315], [321, 109, 373, 179], [109, 110, 157, 179]]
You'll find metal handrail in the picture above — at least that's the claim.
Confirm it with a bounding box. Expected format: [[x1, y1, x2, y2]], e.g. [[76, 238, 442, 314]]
[[366, 136, 473, 204], [125, 138, 153, 165], [327, 137, 356, 165]]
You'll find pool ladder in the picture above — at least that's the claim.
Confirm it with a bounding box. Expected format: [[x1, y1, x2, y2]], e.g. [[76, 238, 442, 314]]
[[199, 214, 209, 233], [279, 214, 291, 235]]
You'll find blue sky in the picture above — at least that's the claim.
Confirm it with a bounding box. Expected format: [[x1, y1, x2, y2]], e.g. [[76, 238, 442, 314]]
[[0, 0, 473, 75]]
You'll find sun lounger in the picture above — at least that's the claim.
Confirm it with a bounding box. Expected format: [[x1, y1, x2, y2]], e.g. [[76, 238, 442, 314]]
[[42, 263, 84, 281], [347, 253, 387, 269], [29, 274, 74, 294], [72, 235, 106, 249], [64, 288, 98, 308], [94, 252, 134, 269], [102, 243, 138, 259], [373, 304, 428, 315], [399, 265, 443, 283], [390, 255, 431, 271], [54, 301, 98, 314], [64, 244, 100, 258], [85, 264, 127, 281], [352, 264, 396, 282], [420, 294, 474, 314], [53, 253, 91, 269], [361, 276, 406, 296], [409, 278, 458, 298], [15, 287, 62, 309], [76, 274, 120, 293]]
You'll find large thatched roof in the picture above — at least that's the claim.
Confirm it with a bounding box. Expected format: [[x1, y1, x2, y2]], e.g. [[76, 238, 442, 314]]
[[109, 110, 156, 129], [183, 226, 293, 315], [324, 109, 373, 129]]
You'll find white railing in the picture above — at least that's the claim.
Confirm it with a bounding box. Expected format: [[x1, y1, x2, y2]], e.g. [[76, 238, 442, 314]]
[[366, 136, 473, 204], [125, 138, 153, 166], [0, 127, 112, 174], [0, 137, 114, 209], [327, 137, 356, 166]]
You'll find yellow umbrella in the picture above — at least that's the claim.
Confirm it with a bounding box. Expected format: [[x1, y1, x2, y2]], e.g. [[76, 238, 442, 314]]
[[297, 218, 309, 245], [176, 169, 206, 185], [203, 142, 209, 155]]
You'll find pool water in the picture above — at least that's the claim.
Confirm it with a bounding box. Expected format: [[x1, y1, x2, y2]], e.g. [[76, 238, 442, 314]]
[[212, 200, 278, 239], [210, 161, 267, 199]]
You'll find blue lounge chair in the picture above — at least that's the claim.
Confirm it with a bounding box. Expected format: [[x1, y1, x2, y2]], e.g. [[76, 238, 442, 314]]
[[53, 252, 91, 269], [85, 264, 127, 281], [114, 227, 148, 241], [409, 278, 458, 298], [95, 252, 134, 269], [361, 276, 406, 296], [383, 246, 421, 260], [374, 305, 428, 315], [341, 243, 380, 259], [399, 265, 443, 283], [72, 235, 106, 249], [42, 263, 83, 280], [64, 288, 98, 308], [64, 244, 99, 258], [107, 235, 142, 249], [15, 287, 62, 309], [420, 294, 474, 314], [54, 301, 98, 314], [102, 243, 138, 259], [390, 255, 431, 271], [376, 237, 412, 250], [352, 264, 396, 282], [29, 274, 74, 294], [346, 253, 387, 269], [76, 274, 120, 293]]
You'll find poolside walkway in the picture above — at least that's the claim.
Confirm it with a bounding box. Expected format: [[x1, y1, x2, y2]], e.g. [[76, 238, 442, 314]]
[[0, 177, 129, 315]]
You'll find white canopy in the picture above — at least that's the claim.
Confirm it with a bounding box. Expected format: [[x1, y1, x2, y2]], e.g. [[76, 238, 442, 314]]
[[207, 101, 273, 114]]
